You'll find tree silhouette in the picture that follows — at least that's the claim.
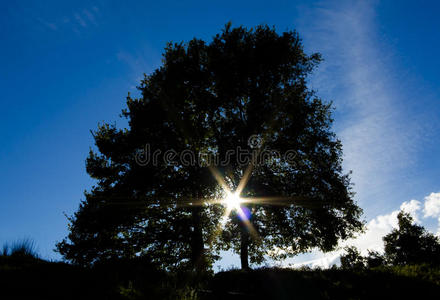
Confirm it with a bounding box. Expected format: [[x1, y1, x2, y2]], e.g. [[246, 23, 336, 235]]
[[340, 246, 365, 269], [365, 250, 385, 268], [57, 24, 363, 271], [383, 211, 440, 266]]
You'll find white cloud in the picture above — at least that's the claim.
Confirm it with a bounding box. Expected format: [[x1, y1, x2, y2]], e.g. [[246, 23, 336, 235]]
[[342, 199, 420, 254], [291, 252, 342, 269], [423, 192, 440, 218], [400, 200, 422, 223], [284, 207, 396, 268], [285, 196, 438, 269], [423, 192, 440, 235]]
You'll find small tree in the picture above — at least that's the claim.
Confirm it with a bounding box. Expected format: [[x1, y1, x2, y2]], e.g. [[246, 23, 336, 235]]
[[383, 211, 440, 266], [340, 246, 365, 269]]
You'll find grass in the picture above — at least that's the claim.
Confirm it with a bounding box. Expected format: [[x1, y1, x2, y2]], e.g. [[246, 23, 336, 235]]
[[0, 250, 200, 300], [2, 239, 38, 258]]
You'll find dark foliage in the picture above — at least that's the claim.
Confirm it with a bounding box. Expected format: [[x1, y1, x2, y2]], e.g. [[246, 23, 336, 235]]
[[2, 254, 439, 299], [0, 254, 198, 299], [206, 267, 440, 300], [340, 211, 440, 270], [384, 211, 440, 266], [364, 250, 385, 268], [340, 246, 365, 269]]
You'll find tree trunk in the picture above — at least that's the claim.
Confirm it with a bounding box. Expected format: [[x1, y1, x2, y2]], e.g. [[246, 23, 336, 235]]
[[191, 205, 205, 272], [240, 225, 250, 270]]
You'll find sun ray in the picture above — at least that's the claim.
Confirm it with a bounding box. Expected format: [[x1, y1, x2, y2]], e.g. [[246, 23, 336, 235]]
[[235, 207, 260, 242], [240, 195, 320, 208], [235, 162, 254, 196], [224, 191, 242, 210], [208, 166, 232, 194], [206, 205, 232, 248]]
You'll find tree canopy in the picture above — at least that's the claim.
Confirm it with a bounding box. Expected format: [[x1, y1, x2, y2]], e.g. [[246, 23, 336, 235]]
[[57, 24, 363, 270], [383, 211, 440, 266], [341, 211, 440, 269]]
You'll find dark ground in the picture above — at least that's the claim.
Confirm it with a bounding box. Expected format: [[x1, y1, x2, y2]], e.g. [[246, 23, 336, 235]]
[[1, 255, 439, 299]]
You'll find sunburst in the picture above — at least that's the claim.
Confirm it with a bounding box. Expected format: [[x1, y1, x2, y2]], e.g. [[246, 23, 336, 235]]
[[224, 191, 243, 211]]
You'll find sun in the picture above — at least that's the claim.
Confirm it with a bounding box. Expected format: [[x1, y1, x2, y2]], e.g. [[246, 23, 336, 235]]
[[224, 192, 242, 210]]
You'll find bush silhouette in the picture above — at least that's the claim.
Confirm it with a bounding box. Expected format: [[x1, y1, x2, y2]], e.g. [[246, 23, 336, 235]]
[[384, 211, 440, 266]]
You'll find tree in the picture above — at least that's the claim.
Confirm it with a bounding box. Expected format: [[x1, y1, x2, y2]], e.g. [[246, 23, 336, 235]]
[[383, 211, 440, 266], [365, 250, 385, 268], [57, 24, 363, 271], [204, 25, 363, 268], [340, 246, 365, 269]]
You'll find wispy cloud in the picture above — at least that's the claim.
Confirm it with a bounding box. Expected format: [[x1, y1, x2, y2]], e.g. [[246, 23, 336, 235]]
[[296, 0, 422, 214], [279, 0, 432, 269], [32, 5, 101, 35], [83, 9, 97, 26], [36, 17, 58, 31], [74, 13, 87, 28], [116, 47, 162, 91]]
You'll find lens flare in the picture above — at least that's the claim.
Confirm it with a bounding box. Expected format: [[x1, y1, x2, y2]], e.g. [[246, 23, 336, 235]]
[[224, 192, 242, 210], [238, 205, 251, 221]]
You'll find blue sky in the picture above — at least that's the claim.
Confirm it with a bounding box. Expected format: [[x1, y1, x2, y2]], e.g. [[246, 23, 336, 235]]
[[1, 0, 439, 268]]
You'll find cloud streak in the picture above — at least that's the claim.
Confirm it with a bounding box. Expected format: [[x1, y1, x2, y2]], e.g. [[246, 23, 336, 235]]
[[32, 5, 101, 35], [282, 0, 431, 269], [296, 0, 421, 214]]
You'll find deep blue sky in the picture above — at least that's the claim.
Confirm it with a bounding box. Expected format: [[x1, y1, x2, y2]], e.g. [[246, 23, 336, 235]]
[[1, 0, 439, 267]]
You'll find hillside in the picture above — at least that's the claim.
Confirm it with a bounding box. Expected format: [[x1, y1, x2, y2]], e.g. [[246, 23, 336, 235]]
[[1, 255, 439, 299]]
